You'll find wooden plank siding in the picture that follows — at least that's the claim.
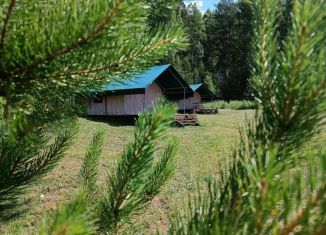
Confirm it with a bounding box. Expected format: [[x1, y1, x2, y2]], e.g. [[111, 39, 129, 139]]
[[178, 91, 201, 110], [144, 82, 162, 110], [87, 82, 162, 116], [124, 94, 144, 115], [87, 101, 106, 115], [106, 95, 125, 115]]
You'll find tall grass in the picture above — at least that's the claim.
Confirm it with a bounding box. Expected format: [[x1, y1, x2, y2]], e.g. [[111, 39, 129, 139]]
[[203, 100, 258, 110]]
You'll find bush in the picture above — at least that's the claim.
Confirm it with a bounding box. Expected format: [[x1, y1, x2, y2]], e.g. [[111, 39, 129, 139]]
[[203, 100, 258, 110]]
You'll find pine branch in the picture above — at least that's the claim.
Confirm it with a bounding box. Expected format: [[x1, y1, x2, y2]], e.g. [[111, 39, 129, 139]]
[[79, 130, 105, 197], [98, 100, 176, 233], [278, 180, 326, 235], [11, 0, 123, 76], [255, 0, 279, 115], [143, 139, 178, 199], [48, 37, 176, 78], [39, 191, 96, 235], [0, 0, 187, 218], [0, 125, 76, 211], [168, 1, 326, 234], [313, 226, 326, 235], [0, 0, 15, 50]]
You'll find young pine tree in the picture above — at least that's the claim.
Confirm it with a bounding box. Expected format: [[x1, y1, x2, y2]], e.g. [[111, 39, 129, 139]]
[[39, 100, 178, 234], [169, 0, 326, 234], [0, 0, 186, 217]]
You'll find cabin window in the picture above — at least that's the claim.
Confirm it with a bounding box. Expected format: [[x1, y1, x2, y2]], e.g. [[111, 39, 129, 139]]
[[93, 95, 103, 103]]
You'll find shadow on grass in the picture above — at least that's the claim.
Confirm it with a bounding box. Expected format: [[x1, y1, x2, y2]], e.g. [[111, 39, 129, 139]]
[[83, 115, 185, 128], [84, 115, 137, 126]]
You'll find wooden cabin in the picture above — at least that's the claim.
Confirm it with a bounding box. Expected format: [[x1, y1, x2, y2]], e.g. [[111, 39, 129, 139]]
[[87, 64, 194, 117], [178, 83, 216, 113]]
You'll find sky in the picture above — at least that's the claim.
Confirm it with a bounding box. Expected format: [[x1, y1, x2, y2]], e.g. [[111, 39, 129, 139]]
[[184, 0, 219, 13]]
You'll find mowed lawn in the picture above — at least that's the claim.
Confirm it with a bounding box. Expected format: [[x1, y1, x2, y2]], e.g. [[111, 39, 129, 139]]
[[3, 109, 325, 234]]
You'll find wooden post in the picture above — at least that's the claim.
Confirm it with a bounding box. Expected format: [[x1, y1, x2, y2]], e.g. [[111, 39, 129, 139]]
[[183, 88, 186, 114], [105, 95, 107, 115]]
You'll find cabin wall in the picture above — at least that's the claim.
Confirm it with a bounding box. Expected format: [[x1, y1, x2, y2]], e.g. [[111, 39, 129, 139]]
[[124, 94, 145, 115], [144, 83, 162, 110], [193, 92, 201, 106], [178, 92, 201, 110], [87, 82, 162, 116], [87, 101, 106, 115], [106, 95, 125, 115]]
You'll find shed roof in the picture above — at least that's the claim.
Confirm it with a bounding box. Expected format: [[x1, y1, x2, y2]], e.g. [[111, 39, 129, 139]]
[[190, 84, 202, 91], [97, 64, 193, 99], [105, 64, 170, 91], [190, 83, 216, 100]]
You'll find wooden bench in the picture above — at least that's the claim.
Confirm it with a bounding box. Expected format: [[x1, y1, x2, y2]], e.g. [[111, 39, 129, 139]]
[[174, 114, 199, 127]]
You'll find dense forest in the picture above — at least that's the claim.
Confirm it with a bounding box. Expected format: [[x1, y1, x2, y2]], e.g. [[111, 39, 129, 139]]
[[147, 0, 294, 100], [1, 0, 325, 234]]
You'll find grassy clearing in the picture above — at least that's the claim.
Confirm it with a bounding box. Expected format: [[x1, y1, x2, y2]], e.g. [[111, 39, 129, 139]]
[[1, 109, 325, 234], [204, 100, 258, 110]]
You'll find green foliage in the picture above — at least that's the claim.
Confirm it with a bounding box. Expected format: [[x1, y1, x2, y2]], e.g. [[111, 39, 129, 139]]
[[169, 0, 326, 234], [203, 100, 258, 110], [0, 0, 186, 216], [0, 0, 187, 112], [39, 191, 96, 235], [79, 130, 105, 198], [98, 100, 177, 232], [141, 139, 178, 198], [147, 0, 182, 29], [179, 3, 206, 84], [149, 0, 253, 98], [203, 74, 217, 95], [154, 0, 297, 100], [0, 0, 187, 123], [38, 129, 106, 235], [253, 0, 326, 148], [0, 123, 77, 212], [148, 1, 208, 85], [203, 0, 253, 101], [277, 0, 294, 48], [39, 100, 178, 234]]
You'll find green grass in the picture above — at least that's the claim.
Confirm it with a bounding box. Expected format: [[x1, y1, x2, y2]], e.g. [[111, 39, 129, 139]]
[[204, 100, 258, 110], [1, 109, 325, 234]]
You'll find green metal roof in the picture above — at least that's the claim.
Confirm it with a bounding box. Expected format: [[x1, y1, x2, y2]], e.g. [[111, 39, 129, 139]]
[[190, 83, 202, 91], [190, 83, 216, 100], [92, 64, 193, 99], [104, 64, 170, 91]]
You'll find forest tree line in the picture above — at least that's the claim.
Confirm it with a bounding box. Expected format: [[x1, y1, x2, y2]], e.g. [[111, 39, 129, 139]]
[[147, 0, 294, 101]]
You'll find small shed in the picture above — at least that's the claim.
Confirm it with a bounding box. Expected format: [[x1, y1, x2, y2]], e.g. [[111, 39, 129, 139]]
[[87, 64, 193, 116], [178, 83, 216, 111]]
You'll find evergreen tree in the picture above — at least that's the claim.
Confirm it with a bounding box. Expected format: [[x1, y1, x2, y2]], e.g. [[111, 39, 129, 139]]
[[147, 1, 210, 86], [0, 0, 186, 216], [147, 0, 182, 29], [146, 0, 186, 69], [203, 0, 252, 101], [204, 74, 217, 95], [182, 4, 206, 83], [40, 101, 178, 234], [203, 9, 219, 91], [170, 0, 326, 233]]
